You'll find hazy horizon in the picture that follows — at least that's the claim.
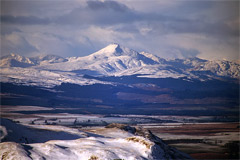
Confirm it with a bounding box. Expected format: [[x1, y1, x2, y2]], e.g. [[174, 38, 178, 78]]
[[2, 43, 240, 62]]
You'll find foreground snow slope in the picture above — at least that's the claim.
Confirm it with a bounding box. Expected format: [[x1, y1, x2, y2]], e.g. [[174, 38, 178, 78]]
[[0, 123, 192, 160], [0, 43, 239, 87]]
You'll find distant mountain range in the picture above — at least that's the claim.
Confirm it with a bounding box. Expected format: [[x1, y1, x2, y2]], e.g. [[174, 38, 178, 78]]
[[0, 43, 239, 87], [0, 44, 239, 116]]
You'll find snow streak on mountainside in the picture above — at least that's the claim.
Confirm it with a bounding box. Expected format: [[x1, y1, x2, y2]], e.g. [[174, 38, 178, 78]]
[[0, 44, 239, 87]]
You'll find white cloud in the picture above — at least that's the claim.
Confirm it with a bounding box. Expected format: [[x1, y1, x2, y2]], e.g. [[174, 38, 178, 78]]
[[162, 33, 239, 60], [1, 31, 38, 56], [122, 0, 180, 13]]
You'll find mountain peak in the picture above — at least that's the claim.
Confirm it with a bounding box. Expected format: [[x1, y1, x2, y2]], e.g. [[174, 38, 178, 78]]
[[100, 43, 123, 55], [90, 43, 137, 58], [107, 43, 121, 47], [0, 53, 35, 67], [108, 43, 120, 47], [10, 53, 19, 57]]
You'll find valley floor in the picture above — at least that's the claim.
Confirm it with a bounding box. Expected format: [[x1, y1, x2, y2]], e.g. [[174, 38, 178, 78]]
[[140, 122, 239, 159], [0, 105, 239, 159]]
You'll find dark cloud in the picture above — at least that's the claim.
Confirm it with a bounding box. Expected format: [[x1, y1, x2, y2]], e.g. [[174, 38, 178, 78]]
[[1, 15, 50, 25], [2, 13, 235, 39], [55, 0, 140, 26], [1, 0, 237, 38], [87, 0, 128, 12], [1, 0, 79, 18], [152, 18, 239, 38]]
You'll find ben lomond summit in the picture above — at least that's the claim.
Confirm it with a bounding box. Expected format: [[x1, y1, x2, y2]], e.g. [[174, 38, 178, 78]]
[[88, 43, 159, 65]]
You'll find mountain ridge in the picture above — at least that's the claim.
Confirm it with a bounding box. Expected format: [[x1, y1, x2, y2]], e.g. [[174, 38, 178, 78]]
[[0, 44, 239, 87]]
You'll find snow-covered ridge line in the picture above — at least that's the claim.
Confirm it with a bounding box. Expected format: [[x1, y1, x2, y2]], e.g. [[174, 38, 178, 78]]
[[0, 44, 239, 87], [0, 122, 192, 160]]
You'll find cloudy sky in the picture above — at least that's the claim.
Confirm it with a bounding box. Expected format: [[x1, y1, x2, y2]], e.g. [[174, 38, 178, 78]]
[[1, 0, 239, 60]]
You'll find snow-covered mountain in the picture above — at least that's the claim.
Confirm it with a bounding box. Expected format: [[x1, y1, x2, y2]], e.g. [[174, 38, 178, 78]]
[[191, 59, 240, 78], [30, 55, 67, 65], [35, 43, 160, 75], [0, 44, 239, 87], [0, 53, 35, 68], [0, 54, 67, 67]]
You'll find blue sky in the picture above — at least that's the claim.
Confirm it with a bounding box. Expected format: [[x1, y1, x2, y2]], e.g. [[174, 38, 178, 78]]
[[1, 0, 239, 60]]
